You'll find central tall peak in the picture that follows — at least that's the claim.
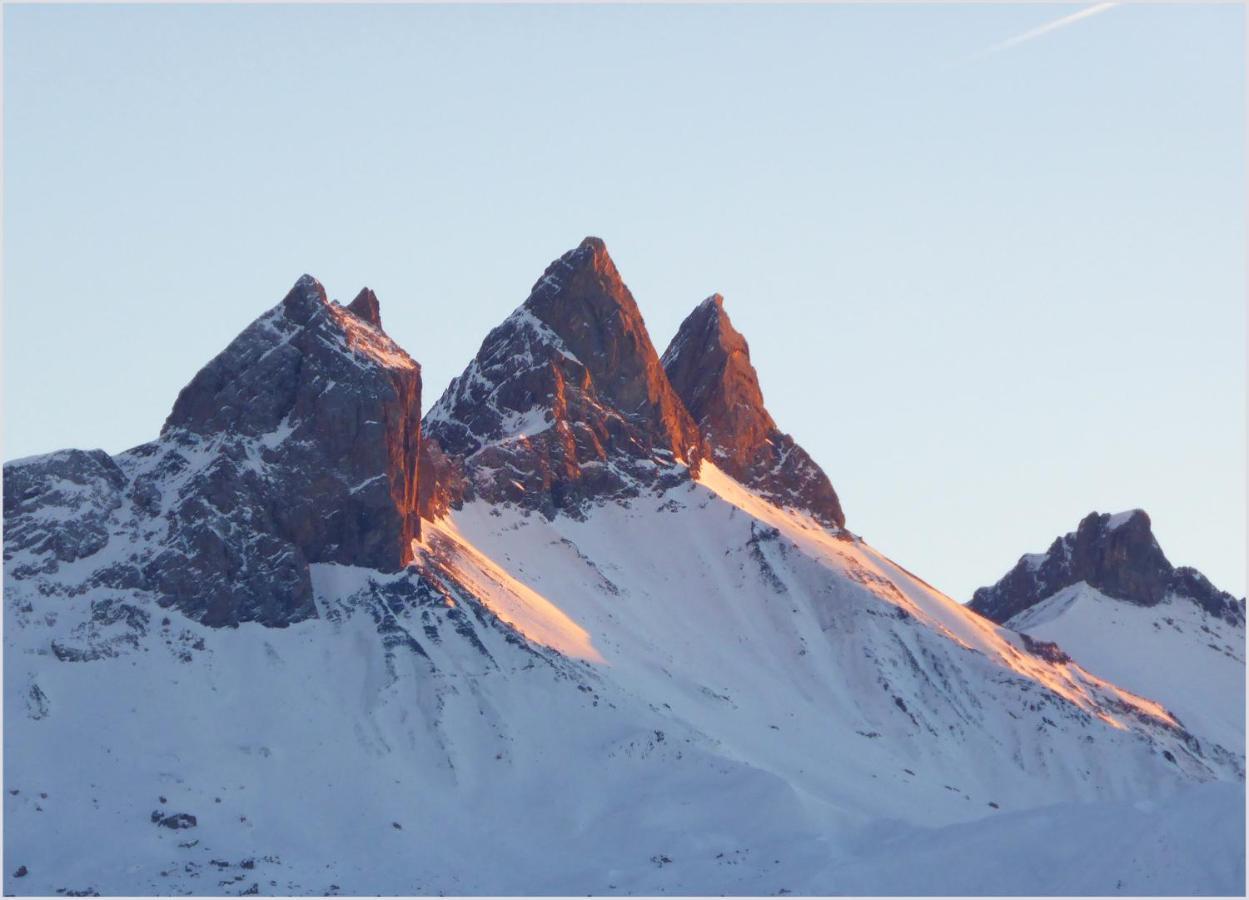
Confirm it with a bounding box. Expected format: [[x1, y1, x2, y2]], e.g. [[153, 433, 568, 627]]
[[662, 294, 846, 529], [422, 237, 703, 519], [522, 237, 686, 425]]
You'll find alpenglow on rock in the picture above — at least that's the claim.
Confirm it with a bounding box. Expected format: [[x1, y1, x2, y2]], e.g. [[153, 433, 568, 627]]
[[661, 294, 846, 529], [969, 509, 1245, 626], [4, 276, 423, 627], [421, 237, 704, 519]]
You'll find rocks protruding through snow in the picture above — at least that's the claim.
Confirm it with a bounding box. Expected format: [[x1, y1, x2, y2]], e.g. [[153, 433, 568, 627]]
[[4, 276, 423, 627], [970, 510, 1245, 626]]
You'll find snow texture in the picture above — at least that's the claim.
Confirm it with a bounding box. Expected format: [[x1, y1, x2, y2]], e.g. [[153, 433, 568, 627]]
[[5, 456, 1243, 896]]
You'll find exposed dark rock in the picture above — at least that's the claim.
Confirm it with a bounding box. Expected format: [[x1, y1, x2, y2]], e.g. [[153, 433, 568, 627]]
[[2, 449, 127, 576], [4, 276, 423, 628], [422, 237, 702, 519], [1019, 633, 1072, 665], [156, 812, 197, 830], [661, 295, 845, 528], [1168, 566, 1245, 624], [13, 866, 28, 878], [163, 274, 422, 569], [970, 510, 1246, 626]]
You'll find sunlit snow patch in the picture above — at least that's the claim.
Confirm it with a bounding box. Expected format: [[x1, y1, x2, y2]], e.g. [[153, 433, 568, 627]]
[[693, 462, 1179, 731], [416, 517, 604, 663]]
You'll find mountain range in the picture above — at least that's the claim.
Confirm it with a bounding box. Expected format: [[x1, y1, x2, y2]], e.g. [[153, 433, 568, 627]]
[[4, 237, 1244, 896]]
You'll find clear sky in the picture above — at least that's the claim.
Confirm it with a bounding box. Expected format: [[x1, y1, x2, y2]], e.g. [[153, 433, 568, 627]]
[[4, 3, 1244, 601]]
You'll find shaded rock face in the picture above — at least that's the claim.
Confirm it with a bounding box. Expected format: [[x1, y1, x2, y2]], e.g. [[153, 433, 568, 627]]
[[662, 295, 845, 529], [970, 510, 1245, 626], [422, 237, 703, 519], [3, 450, 128, 578], [4, 277, 422, 627]]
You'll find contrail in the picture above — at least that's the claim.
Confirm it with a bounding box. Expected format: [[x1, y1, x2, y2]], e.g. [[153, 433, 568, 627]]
[[967, 2, 1118, 61]]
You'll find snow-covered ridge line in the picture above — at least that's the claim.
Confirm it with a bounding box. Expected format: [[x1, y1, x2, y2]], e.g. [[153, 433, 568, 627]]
[[689, 464, 1184, 733]]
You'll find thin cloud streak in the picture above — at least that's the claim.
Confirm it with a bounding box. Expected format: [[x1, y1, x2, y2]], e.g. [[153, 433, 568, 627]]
[[963, 2, 1118, 63]]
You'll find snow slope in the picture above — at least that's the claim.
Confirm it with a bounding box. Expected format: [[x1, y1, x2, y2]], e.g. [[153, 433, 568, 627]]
[[810, 781, 1245, 896], [1006, 582, 1246, 757], [4, 556, 823, 896], [4, 459, 1244, 895]]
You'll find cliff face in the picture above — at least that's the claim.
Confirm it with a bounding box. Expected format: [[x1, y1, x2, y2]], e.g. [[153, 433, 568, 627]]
[[5, 276, 423, 627], [421, 237, 703, 519], [662, 294, 845, 529]]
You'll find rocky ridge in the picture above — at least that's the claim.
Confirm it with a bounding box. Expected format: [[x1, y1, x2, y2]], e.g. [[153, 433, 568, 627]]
[[4, 276, 422, 627], [662, 294, 845, 528], [969, 509, 1245, 626], [420, 237, 704, 519]]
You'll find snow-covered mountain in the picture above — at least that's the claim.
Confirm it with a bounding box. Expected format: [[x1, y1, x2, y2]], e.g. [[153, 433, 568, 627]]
[[970, 510, 1246, 759], [4, 239, 1244, 896]]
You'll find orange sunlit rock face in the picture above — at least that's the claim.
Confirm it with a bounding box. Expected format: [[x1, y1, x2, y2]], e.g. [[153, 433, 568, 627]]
[[331, 300, 423, 561], [419, 237, 705, 519], [663, 294, 846, 529]]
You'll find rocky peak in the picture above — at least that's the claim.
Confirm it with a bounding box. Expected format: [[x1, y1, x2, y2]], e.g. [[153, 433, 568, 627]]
[[662, 293, 777, 464], [13, 276, 426, 628], [662, 295, 845, 529], [970, 510, 1245, 626], [347, 287, 383, 329], [421, 237, 703, 519], [525, 237, 698, 443]]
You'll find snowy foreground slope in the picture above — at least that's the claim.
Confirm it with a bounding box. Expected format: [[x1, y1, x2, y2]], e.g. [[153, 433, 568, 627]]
[[5, 465, 1244, 895], [4, 243, 1245, 896]]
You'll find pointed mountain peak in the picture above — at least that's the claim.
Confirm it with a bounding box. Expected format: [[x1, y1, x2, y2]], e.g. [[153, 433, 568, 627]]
[[662, 295, 845, 529], [555, 235, 614, 275], [663, 294, 776, 441], [421, 237, 703, 519], [971, 509, 1244, 626], [282, 274, 330, 323], [150, 275, 424, 625], [347, 287, 383, 329], [517, 237, 699, 453], [526, 236, 628, 312]]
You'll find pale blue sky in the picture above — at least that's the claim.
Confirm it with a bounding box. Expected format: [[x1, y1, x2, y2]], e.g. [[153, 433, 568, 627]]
[[4, 3, 1244, 600]]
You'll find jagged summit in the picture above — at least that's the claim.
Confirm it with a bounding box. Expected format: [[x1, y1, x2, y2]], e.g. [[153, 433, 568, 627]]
[[421, 237, 702, 519], [347, 287, 382, 328], [6, 255, 1247, 897], [970, 509, 1245, 626], [662, 294, 845, 529], [8, 276, 424, 627], [528, 236, 612, 290]]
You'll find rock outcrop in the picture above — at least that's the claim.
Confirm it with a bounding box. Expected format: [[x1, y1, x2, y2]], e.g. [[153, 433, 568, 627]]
[[4, 276, 422, 627], [661, 294, 845, 528], [970, 510, 1245, 626], [421, 237, 703, 519]]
